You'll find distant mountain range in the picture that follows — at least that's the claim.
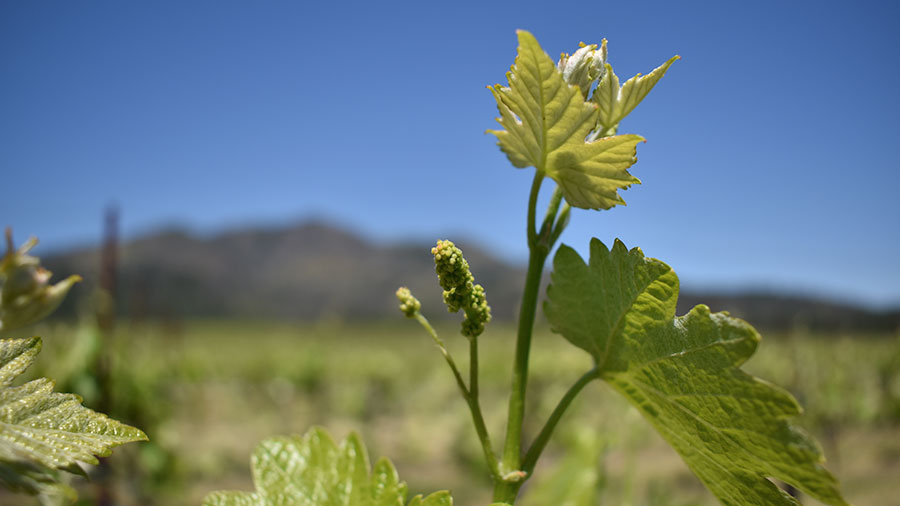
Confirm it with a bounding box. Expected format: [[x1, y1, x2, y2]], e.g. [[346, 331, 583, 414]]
[[43, 221, 900, 333]]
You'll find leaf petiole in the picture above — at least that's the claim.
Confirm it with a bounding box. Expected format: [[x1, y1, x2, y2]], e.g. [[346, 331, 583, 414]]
[[548, 202, 570, 248], [521, 366, 600, 476], [538, 187, 564, 244]]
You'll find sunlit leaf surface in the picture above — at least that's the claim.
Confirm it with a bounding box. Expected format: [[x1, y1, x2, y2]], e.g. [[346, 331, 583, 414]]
[[593, 56, 679, 131], [545, 239, 848, 506], [0, 337, 147, 494]]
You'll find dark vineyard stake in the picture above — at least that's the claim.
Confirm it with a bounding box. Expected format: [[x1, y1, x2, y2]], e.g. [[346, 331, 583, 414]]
[[95, 205, 119, 506]]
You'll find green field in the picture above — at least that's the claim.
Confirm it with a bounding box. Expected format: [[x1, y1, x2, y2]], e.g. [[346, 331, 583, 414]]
[[3, 320, 899, 505]]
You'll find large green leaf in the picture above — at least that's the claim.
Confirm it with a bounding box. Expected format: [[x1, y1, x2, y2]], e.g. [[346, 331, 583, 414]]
[[544, 239, 848, 506], [487, 30, 644, 210], [0, 337, 146, 493], [203, 427, 452, 506]]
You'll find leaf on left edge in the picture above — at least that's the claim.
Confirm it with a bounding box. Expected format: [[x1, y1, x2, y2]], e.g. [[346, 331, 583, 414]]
[[487, 30, 644, 210], [203, 427, 453, 506], [0, 337, 147, 492]]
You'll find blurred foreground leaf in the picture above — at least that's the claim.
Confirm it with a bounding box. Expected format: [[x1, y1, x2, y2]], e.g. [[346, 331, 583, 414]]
[[0, 336, 147, 495], [545, 239, 848, 506], [203, 427, 452, 506]]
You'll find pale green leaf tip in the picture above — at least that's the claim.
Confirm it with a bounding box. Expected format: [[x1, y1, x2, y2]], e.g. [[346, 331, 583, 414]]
[[514, 30, 541, 57], [648, 54, 679, 79], [343, 430, 366, 453], [515, 28, 534, 39], [414, 490, 453, 506], [310, 426, 341, 450]]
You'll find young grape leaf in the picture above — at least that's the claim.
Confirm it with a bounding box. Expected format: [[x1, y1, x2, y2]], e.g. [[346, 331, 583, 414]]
[[0, 232, 81, 332], [0, 337, 147, 491], [544, 239, 848, 506], [592, 55, 679, 133], [487, 30, 644, 210], [203, 427, 453, 506]]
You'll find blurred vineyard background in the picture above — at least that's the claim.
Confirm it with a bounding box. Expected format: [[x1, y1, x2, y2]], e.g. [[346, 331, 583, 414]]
[[1, 321, 898, 506], [1, 219, 898, 506], [5, 2, 899, 504]]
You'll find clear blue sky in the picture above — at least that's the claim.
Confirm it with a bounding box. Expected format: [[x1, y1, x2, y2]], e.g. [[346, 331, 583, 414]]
[[2, 1, 898, 308]]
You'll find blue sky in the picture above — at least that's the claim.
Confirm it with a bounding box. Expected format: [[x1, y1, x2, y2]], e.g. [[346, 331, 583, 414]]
[[2, 1, 899, 308]]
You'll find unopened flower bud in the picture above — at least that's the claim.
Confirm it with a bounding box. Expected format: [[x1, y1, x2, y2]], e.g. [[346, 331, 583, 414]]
[[557, 39, 608, 98], [432, 240, 472, 293], [461, 283, 491, 338], [395, 287, 421, 318], [0, 229, 81, 331]]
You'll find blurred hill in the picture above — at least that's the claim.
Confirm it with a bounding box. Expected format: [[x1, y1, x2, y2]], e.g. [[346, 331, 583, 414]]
[[44, 221, 524, 323], [43, 221, 899, 332]]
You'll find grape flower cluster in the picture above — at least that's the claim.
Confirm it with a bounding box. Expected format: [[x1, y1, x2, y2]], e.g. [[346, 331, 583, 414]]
[[431, 240, 491, 338]]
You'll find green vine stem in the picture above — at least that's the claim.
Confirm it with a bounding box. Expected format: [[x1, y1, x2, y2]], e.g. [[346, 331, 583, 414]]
[[495, 175, 574, 503], [500, 174, 544, 466], [412, 313, 501, 481]]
